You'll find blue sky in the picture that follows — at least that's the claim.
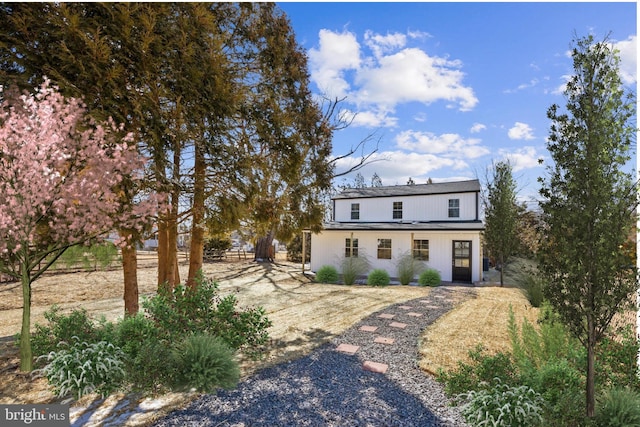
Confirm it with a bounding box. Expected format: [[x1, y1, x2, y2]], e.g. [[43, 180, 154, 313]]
[[277, 2, 637, 206]]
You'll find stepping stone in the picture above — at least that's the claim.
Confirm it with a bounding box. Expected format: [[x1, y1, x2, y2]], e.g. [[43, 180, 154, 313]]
[[374, 337, 395, 345], [389, 321, 407, 329], [377, 313, 395, 319], [433, 295, 447, 299], [423, 305, 440, 310], [398, 305, 413, 310], [335, 343, 360, 355], [419, 299, 431, 304], [363, 361, 388, 374], [407, 312, 423, 317], [359, 325, 378, 332]]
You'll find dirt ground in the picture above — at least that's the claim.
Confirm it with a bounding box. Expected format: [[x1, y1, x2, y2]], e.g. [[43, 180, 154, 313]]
[[0, 252, 437, 411]]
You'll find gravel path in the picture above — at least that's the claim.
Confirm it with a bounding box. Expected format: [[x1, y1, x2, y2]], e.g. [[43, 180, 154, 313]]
[[153, 285, 475, 427]]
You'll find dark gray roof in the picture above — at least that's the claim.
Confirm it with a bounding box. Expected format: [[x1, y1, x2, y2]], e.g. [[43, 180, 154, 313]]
[[333, 179, 481, 200], [322, 221, 484, 232]]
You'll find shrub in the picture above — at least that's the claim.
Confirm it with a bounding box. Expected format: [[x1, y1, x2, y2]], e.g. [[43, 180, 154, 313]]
[[519, 273, 545, 307], [595, 388, 640, 427], [418, 268, 441, 286], [367, 269, 390, 286], [27, 306, 102, 361], [36, 338, 125, 399], [438, 345, 518, 396], [143, 272, 272, 359], [340, 255, 370, 285], [170, 334, 240, 393], [596, 325, 640, 390], [125, 338, 173, 393], [316, 265, 339, 284], [459, 379, 544, 427], [396, 251, 425, 285], [203, 237, 232, 252]]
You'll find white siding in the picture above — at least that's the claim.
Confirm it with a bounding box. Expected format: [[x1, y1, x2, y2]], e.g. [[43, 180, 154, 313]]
[[310, 229, 482, 283], [334, 192, 478, 222]]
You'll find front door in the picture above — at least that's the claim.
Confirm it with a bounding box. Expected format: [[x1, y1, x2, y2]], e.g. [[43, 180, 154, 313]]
[[452, 240, 472, 283]]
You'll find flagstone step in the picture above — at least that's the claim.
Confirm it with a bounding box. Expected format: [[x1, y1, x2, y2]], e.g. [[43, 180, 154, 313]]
[[363, 360, 388, 374], [359, 325, 378, 332], [335, 343, 359, 355], [389, 321, 407, 329], [374, 337, 395, 345], [377, 313, 395, 319]]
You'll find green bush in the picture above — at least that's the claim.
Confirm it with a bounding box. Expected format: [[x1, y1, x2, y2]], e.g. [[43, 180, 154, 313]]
[[36, 338, 125, 399], [27, 306, 102, 361], [124, 338, 173, 393], [367, 269, 390, 286], [316, 265, 339, 283], [169, 334, 240, 393], [596, 325, 640, 390], [459, 379, 544, 427], [203, 237, 232, 252], [54, 242, 119, 271], [519, 273, 545, 307], [340, 255, 370, 285], [143, 272, 272, 359], [438, 345, 518, 396], [418, 268, 441, 286], [595, 388, 640, 427], [396, 251, 425, 285]]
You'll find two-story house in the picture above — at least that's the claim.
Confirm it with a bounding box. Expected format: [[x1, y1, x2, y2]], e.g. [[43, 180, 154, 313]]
[[310, 179, 484, 283]]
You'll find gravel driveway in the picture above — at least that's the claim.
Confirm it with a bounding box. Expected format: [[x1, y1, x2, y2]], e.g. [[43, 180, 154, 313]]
[[153, 286, 473, 427]]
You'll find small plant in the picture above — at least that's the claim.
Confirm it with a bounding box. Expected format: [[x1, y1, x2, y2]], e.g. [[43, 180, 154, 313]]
[[26, 305, 102, 361], [418, 268, 441, 286], [170, 334, 240, 393], [340, 255, 370, 285], [459, 379, 544, 427], [595, 388, 640, 427], [316, 265, 339, 284], [367, 269, 390, 286], [518, 272, 545, 307], [396, 251, 425, 285], [36, 338, 125, 399]]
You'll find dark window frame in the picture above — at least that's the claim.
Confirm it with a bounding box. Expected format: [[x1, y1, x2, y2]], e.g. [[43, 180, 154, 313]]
[[412, 239, 429, 261], [448, 198, 460, 218], [351, 203, 360, 220], [393, 201, 403, 219], [377, 238, 392, 259]]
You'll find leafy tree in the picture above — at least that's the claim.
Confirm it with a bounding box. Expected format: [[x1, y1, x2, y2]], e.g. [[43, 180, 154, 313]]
[[537, 34, 637, 418], [371, 172, 383, 187], [483, 161, 518, 286], [0, 81, 153, 371], [353, 172, 367, 189]]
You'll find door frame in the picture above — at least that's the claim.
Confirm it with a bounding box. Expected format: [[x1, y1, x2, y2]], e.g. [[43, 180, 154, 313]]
[[452, 240, 472, 283]]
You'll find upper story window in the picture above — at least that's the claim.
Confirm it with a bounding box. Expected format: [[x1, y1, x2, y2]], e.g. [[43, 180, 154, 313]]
[[377, 238, 392, 259], [392, 201, 403, 219], [448, 199, 460, 218], [345, 238, 359, 257], [351, 203, 360, 220]]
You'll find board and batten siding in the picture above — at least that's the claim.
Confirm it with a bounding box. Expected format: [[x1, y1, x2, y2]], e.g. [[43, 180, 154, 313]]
[[334, 192, 478, 222], [310, 229, 482, 283]]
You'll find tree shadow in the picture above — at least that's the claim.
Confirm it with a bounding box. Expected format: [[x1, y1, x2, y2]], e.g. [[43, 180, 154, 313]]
[[153, 345, 447, 426]]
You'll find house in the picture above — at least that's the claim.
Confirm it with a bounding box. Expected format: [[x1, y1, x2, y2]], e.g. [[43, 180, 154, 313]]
[[310, 179, 484, 283]]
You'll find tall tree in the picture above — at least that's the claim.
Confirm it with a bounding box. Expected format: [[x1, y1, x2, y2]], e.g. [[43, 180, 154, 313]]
[[371, 172, 383, 187], [538, 34, 637, 418], [483, 160, 518, 286], [0, 81, 154, 371]]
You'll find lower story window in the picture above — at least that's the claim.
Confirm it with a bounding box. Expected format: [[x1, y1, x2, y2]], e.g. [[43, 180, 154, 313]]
[[413, 239, 429, 260], [345, 238, 359, 257], [377, 238, 392, 259]]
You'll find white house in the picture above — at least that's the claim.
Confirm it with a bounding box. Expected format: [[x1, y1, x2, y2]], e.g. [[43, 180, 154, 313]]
[[310, 179, 484, 283]]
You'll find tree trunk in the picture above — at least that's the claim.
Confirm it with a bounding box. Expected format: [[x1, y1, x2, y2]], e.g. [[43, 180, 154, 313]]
[[19, 261, 32, 372], [187, 143, 206, 287], [255, 231, 275, 262], [586, 317, 596, 417], [157, 211, 169, 291], [121, 238, 139, 316]]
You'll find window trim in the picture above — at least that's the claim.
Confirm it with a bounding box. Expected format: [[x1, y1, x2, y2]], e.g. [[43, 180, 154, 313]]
[[392, 201, 403, 220], [351, 203, 360, 220], [448, 198, 460, 218], [345, 238, 359, 257], [377, 238, 392, 259], [412, 239, 429, 261]]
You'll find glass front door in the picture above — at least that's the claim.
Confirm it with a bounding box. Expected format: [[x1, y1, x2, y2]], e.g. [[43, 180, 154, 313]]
[[452, 240, 472, 283]]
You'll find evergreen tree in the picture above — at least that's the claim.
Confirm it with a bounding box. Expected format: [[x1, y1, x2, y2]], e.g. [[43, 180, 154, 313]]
[[483, 161, 518, 286], [538, 34, 637, 418]]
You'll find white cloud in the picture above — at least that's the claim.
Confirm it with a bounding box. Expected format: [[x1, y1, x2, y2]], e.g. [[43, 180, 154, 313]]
[[613, 35, 637, 85], [508, 122, 535, 140], [395, 130, 490, 159], [498, 146, 545, 172], [308, 29, 361, 98], [470, 123, 486, 133], [364, 30, 407, 59], [309, 29, 478, 121], [345, 108, 398, 128], [332, 150, 470, 185]]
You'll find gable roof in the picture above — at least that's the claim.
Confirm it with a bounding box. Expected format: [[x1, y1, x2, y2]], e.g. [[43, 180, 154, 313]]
[[333, 179, 481, 200]]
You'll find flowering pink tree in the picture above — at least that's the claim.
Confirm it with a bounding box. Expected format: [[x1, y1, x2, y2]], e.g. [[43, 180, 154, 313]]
[[0, 80, 155, 371]]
